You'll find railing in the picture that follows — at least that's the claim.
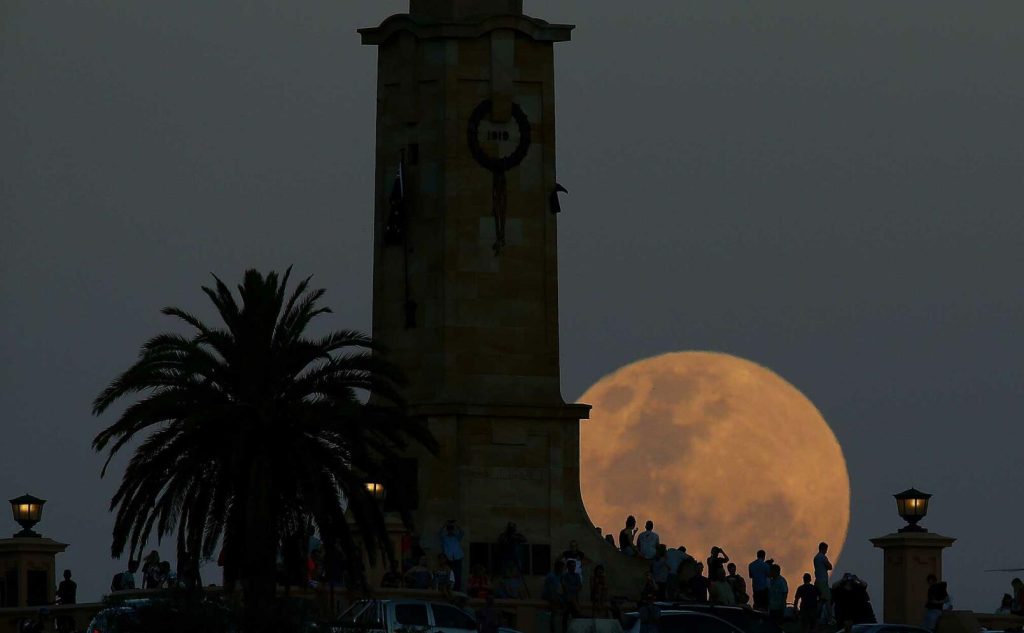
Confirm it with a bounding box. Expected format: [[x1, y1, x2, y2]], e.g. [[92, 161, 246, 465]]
[[0, 585, 609, 633], [936, 610, 1024, 633], [0, 602, 104, 633]]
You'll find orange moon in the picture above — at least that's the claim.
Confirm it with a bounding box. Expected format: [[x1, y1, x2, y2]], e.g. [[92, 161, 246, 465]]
[[579, 351, 850, 579]]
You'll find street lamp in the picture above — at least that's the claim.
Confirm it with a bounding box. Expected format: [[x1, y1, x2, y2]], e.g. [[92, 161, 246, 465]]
[[9, 494, 46, 538], [364, 482, 386, 502], [894, 488, 931, 533]]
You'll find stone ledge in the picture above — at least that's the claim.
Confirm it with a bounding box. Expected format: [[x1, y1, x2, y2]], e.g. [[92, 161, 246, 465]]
[[869, 531, 957, 549], [408, 401, 591, 420], [0, 537, 68, 554]]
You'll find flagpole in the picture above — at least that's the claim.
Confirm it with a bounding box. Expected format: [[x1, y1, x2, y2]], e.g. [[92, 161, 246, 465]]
[[400, 149, 415, 329]]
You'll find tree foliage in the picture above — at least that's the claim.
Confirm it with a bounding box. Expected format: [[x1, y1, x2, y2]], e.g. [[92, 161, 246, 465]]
[[92, 269, 435, 627]]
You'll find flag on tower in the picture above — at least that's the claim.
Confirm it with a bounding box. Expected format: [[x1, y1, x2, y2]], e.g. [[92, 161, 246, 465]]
[[383, 157, 405, 246]]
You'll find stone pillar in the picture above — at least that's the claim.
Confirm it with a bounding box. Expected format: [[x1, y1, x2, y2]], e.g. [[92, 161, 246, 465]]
[[870, 531, 955, 625], [0, 537, 69, 607]]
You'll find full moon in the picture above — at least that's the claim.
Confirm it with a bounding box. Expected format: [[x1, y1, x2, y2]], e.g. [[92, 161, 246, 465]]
[[579, 352, 850, 579]]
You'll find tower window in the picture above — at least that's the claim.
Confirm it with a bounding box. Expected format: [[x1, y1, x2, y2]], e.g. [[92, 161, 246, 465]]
[[468, 542, 552, 576]]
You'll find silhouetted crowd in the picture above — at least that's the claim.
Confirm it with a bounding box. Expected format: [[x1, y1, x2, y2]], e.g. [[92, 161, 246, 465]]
[[110, 548, 202, 592], [614, 516, 853, 630], [376, 516, 885, 633]]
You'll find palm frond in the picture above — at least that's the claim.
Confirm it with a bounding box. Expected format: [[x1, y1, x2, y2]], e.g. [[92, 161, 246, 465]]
[[93, 267, 435, 604]]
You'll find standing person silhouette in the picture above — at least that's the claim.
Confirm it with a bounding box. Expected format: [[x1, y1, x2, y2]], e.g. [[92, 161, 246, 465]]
[[542, 560, 565, 633], [562, 559, 583, 631], [439, 520, 465, 591], [794, 573, 819, 633], [1011, 578, 1024, 616], [590, 565, 610, 618], [56, 570, 76, 605], [726, 563, 749, 604], [749, 550, 771, 610], [768, 564, 789, 625], [922, 574, 949, 632], [619, 516, 638, 557], [637, 521, 660, 560], [688, 562, 710, 603], [707, 546, 730, 580], [814, 543, 834, 624]]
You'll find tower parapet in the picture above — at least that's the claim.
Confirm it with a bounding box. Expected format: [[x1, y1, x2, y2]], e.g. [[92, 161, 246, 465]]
[[410, 0, 523, 20]]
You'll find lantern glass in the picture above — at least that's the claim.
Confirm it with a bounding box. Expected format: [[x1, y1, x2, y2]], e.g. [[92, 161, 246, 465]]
[[9, 494, 46, 537], [894, 488, 931, 532], [365, 482, 386, 501]]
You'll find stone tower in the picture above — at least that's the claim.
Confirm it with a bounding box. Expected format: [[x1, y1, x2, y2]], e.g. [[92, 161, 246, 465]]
[[361, 0, 640, 593], [362, 0, 570, 407]]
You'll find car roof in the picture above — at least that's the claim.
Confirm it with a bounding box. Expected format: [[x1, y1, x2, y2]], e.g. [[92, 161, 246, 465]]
[[851, 622, 933, 626], [627, 609, 739, 618], [657, 603, 762, 613], [360, 599, 465, 606], [626, 610, 746, 630]]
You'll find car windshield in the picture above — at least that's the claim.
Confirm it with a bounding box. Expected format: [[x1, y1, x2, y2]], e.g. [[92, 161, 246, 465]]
[[659, 612, 739, 633], [89, 609, 141, 633], [339, 601, 371, 625]]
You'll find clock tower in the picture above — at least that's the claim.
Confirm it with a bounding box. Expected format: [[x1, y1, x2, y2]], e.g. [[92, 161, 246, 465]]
[[361, 1, 633, 595]]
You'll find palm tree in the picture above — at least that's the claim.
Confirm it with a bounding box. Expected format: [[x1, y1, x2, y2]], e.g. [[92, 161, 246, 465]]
[[92, 269, 435, 631]]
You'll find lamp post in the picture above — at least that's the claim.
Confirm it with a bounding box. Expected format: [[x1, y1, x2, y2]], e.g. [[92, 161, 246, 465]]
[[871, 488, 954, 624], [894, 488, 931, 533], [9, 494, 46, 538], [1, 494, 67, 607]]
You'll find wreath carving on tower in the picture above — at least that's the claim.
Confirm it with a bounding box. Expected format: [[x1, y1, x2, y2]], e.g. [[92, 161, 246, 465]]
[[467, 99, 532, 255]]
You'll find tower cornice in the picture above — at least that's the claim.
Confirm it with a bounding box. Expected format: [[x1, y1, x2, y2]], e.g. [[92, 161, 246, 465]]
[[359, 14, 574, 46]]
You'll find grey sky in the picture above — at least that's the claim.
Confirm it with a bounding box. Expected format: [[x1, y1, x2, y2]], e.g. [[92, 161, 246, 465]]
[[2, 0, 1022, 609]]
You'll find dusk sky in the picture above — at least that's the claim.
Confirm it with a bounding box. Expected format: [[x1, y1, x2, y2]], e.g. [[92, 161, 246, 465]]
[[2, 1, 1022, 609]]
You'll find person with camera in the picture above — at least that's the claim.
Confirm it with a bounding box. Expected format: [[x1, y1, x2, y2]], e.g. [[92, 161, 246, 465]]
[[439, 519, 465, 591]]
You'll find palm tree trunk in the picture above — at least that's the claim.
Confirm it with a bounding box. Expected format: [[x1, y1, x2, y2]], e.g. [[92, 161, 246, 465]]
[[240, 455, 278, 633]]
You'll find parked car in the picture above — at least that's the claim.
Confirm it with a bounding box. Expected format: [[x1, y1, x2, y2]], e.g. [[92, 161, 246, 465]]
[[852, 624, 931, 633], [331, 599, 482, 633], [566, 618, 624, 633], [623, 609, 746, 633], [86, 597, 237, 633], [656, 603, 782, 633]]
